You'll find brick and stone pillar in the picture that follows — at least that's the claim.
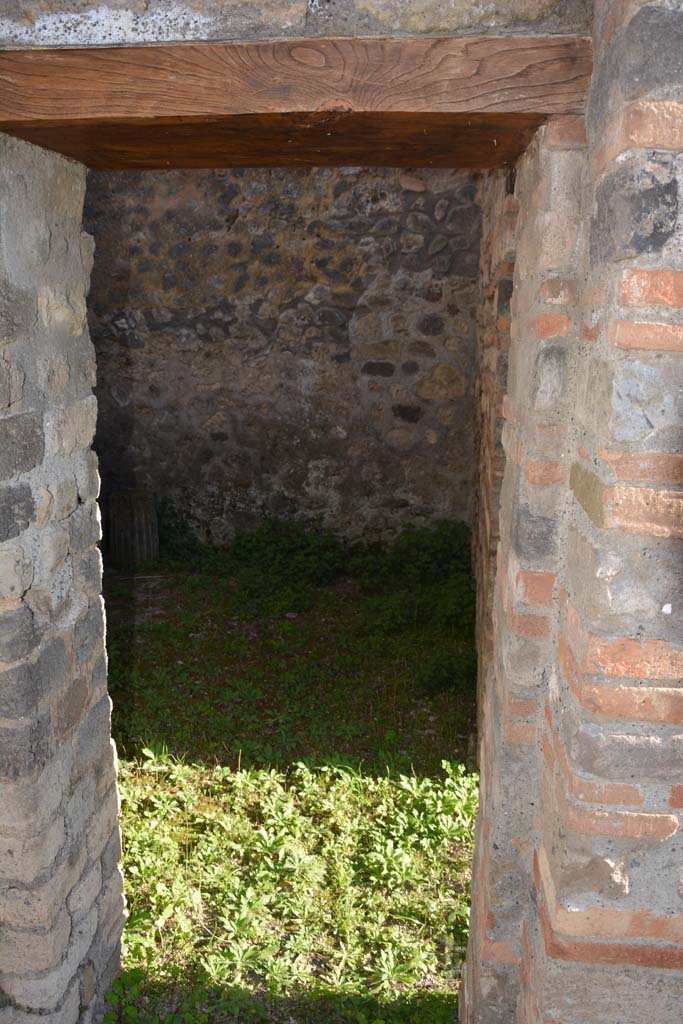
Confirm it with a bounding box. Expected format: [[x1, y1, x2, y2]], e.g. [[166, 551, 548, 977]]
[[465, 3, 683, 1019], [464, 113, 587, 1023], [0, 135, 124, 1022], [515, 2, 683, 1021]]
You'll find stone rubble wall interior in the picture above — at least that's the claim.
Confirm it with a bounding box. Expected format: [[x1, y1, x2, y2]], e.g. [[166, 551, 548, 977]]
[[85, 167, 481, 543], [0, 0, 591, 47], [464, 1, 683, 1021], [0, 135, 124, 1022]]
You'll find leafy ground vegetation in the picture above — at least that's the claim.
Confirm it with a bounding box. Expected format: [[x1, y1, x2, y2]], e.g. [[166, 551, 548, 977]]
[[103, 518, 479, 1024]]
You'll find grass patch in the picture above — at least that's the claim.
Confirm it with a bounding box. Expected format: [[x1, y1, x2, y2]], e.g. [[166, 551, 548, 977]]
[[104, 519, 479, 1023]]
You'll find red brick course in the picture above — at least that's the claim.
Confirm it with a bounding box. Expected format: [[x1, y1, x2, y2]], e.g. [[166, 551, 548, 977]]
[[600, 450, 683, 484], [525, 460, 566, 486], [595, 101, 683, 174], [605, 485, 683, 538], [539, 278, 578, 305], [515, 570, 556, 608], [583, 635, 683, 681], [560, 635, 683, 725], [610, 320, 683, 352], [535, 312, 572, 338], [669, 786, 683, 810], [620, 269, 683, 308]]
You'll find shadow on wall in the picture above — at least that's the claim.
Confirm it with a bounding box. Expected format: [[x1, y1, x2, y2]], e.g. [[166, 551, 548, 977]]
[[83, 166, 482, 547]]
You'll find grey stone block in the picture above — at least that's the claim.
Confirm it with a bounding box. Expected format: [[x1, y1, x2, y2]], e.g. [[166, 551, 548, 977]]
[[0, 282, 35, 347], [0, 604, 38, 665], [100, 827, 123, 882], [0, 482, 34, 541], [53, 675, 90, 740], [0, 815, 65, 885], [532, 345, 566, 411], [304, 0, 590, 35], [0, 978, 79, 1023], [0, 709, 53, 781], [612, 357, 683, 447], [0, 636, 67, 718], [511, 504, 559, 562], [73, 601, 104, 666], [0, 413, 44, 480], [0, 752, 66, 838], [71, 696, 112, 785], [568, 715, 683, 783], [74, 450, 101, 503], [72, 547, 103, 598], [0, 905, 98, 1011], [620, 6, 683, 103], [0, 0, 309, 46], [67, 502, 102, 554]]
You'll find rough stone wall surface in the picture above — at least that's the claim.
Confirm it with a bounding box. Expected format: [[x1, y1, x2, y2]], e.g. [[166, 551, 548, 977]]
[[84, 167, 481, 543], [473, 169, 517, 742], [464, 2, 683, 1020], [0, 134, 124, 1023], [0, 0, 592, 47]]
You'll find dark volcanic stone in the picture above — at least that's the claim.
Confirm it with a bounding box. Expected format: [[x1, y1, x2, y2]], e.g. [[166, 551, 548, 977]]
[[392, 404, 423, 423], [591, 156, 678, 263], [418, 314, 445, 336], [361, 361, 395, 377]]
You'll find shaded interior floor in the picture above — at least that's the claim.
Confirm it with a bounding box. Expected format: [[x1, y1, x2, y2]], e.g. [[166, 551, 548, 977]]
[[104, 526, 478, 775]]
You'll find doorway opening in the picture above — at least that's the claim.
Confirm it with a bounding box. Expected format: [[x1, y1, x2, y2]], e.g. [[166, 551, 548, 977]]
[[85, 165, 488, 1023], [9, 26, 679, 1024]]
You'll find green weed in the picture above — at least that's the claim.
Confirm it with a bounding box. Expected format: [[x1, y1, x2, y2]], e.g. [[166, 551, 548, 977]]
[[156, 498, 201, 561], [105, 753, 477, 1024], [104, 519, 479, 1022]]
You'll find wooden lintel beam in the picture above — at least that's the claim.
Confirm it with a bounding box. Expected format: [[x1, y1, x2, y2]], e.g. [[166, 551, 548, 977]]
[[0, 36, 592, 169]]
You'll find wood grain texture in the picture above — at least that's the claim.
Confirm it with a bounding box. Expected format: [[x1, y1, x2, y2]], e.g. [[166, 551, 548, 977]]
[[0, 35, 591, 168], [4, 112, 545, 170]]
